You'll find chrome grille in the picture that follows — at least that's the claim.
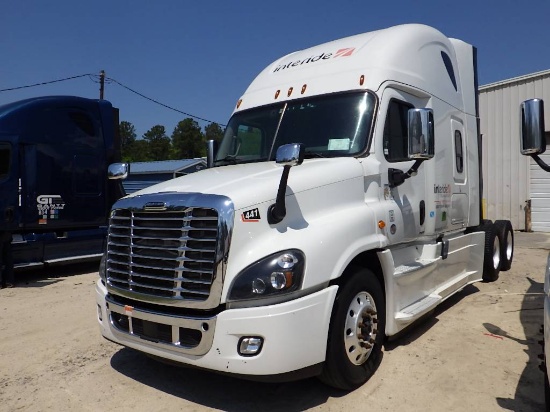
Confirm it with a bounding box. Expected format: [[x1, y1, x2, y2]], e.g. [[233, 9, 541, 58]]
[[107, 207, 219, 302]]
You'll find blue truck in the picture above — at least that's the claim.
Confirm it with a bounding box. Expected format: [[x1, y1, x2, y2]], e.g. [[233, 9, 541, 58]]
[[0, 96, 125, 270]]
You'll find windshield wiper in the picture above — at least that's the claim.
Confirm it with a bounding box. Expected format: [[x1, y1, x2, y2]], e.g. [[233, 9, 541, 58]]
[[303, 152, 326, 159], [214, 156, 270, 165], [214, 155, 239, 164]]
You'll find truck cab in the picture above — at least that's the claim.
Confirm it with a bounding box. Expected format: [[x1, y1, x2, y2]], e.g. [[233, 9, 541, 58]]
[[0, 96, 124, 268]]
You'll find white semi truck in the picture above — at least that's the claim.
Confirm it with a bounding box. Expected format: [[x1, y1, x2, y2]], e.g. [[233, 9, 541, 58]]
[[96, 24, 515, 390]]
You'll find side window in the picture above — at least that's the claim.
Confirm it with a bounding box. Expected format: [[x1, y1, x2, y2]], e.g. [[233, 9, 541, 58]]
[[383, 100, 414, 162], [454, 131, 464, 173], [441, 52, 458, 92], [69, 112, 95, 136], [0, 143, 11, 181]]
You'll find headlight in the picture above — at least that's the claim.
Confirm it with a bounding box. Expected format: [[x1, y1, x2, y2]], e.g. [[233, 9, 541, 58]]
[[99, 254, 107, 284], [228, 250, 305, 302]]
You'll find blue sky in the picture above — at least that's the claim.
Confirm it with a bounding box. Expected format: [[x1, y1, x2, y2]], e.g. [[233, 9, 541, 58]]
[[2, 1, 550, 138]]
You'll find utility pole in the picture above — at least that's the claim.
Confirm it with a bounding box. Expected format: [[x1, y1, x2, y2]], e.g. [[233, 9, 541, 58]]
[[99, 70, 105, 99]]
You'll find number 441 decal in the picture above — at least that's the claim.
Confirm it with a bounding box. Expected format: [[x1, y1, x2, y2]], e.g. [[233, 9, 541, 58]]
[[241, 208, 261, 222]]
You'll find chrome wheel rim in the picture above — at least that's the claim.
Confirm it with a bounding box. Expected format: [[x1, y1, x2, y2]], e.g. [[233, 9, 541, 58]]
[[344, 291, 378, 365], [492, 236, 501, 269], [505, 231, 513, 261]]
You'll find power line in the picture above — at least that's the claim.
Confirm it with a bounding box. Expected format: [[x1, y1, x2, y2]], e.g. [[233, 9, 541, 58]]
[[107, 76, 226, 126], [0, 73, 94, 92], [0, 71, 227, 127]]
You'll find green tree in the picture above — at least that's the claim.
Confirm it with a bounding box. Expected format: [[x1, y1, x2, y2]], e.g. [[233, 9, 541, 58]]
[[171, 118, 205, 159], [204, 122, 224, 145], [119, 121, 137, 162], [143, 125, 171, 161], [129, 139, 152, 162]]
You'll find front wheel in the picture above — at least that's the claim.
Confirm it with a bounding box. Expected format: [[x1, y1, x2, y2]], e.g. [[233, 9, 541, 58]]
[[319, 267, 385, 390]]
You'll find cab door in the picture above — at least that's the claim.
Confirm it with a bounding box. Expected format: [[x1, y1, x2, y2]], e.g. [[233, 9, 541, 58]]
[[376, 87, 431, 243]]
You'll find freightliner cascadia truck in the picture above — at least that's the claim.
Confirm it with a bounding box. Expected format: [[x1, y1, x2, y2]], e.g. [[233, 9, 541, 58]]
[[96, 24, 515, 390], [0, 96, 125, 270]]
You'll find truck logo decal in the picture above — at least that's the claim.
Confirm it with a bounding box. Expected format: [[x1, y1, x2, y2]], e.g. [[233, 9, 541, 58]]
[[36, 195, 65, 224], [241, 208, 261, 222], [144, 201, 167, 211], [273, 47, 356, 73], [334, 48, 355, 57]]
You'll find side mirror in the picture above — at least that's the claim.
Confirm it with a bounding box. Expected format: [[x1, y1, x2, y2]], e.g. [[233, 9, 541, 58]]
[[108, 163, 129, 180], [520, 99, 546, 155], [408, 108, 435, 160], [275, 143, 305, 166]]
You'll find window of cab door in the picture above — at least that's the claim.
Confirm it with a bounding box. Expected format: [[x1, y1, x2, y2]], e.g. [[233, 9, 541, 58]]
[[383, 99, 414, 162]]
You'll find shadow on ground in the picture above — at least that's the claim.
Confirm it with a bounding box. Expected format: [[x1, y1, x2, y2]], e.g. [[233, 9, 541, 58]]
[[13, 260, 100, 288], [110, 348, 345, 412], [491, 277, 545, 411]]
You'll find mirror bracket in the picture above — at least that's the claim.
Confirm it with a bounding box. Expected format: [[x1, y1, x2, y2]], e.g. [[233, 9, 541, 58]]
[[268, 144, 305, 224], [388, 159, 423, 188]]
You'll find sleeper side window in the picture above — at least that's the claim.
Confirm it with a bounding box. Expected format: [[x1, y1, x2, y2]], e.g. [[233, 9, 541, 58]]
[[455, 130, 464, 173], [383, 99, 414, 162]]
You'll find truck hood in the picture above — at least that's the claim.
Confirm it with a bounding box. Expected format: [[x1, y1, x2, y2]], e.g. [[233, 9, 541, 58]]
[[126, 158, 364, 211]]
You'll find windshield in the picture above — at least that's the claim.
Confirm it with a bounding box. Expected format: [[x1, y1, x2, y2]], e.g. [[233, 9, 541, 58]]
[[215, 91, 376, 165]]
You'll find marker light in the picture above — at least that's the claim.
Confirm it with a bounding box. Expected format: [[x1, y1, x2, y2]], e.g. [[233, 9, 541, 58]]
[[236, 99, 242, 109], [287, 87, 293, 97], [301, 84, 307, 94], [275, 90, 281, 99], [360, 75, 365, 86]]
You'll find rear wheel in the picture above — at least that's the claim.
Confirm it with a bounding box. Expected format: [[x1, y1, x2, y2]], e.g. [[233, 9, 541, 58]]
[[494, 220, 514, 271], [480, 221, 501, 282], [319, 267, 385, 390]]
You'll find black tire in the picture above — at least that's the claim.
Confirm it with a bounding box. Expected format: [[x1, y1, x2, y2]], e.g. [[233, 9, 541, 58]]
[[319, 267, 385, 390], [545, 363, 550, 412], [480, 220, 501, 282], [494, 220, 514, 271]]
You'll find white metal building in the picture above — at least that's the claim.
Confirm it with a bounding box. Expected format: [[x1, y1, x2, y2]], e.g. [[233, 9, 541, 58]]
[[478, 69, 550, 232]]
